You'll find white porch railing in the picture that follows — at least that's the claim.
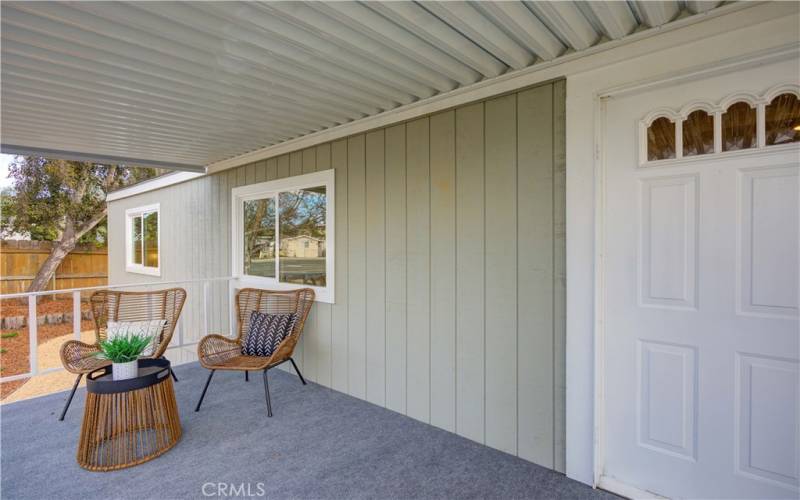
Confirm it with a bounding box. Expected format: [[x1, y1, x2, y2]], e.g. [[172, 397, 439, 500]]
[[0, 277, 236, 383]]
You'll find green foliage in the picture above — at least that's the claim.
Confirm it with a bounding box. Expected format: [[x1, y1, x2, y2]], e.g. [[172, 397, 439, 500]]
[[0, 348, 7, 354], [0, 156, 158, 244], [1, 332, 19, 339], [96, 334, 153, 363]]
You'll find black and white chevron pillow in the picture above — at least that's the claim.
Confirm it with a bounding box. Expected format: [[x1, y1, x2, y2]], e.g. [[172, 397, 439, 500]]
[[241, 311, 298, 357]]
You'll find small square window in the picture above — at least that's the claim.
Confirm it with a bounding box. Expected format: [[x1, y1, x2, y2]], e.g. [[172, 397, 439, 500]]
[[125, 204, 160, 276]]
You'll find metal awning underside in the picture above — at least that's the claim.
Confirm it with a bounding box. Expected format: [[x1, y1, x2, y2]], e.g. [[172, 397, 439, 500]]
[[1, 1, 724, 172]]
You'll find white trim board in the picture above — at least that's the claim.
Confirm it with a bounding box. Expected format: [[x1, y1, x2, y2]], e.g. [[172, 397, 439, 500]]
[[108, 171, 204, 202], [103, 1, 782, 202]]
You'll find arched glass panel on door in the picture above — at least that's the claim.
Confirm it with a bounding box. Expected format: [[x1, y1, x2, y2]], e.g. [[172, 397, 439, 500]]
[[722, 101, 756, 152], [765, 93, 800, 146], [682, 109, 714, 157], [647, 116, 676, 161]]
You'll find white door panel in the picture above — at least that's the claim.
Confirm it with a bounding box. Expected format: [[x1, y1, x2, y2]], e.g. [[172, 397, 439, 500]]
[[602, 65, 799, 499]]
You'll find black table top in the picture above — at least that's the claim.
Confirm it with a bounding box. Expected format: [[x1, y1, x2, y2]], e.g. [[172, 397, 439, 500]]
[[86, 358, 172, 394]]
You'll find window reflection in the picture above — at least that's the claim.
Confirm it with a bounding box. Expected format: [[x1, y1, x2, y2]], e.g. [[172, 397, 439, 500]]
[[243, 198, 276, 278], [647, 117, 676, 161], [132, 216, 143, 265], [766, 93, 800, 146], [279, 186, 326, 286], [143, 211, 158, 268], [722, 102, 756, 152], [682, 110, 714, 157]]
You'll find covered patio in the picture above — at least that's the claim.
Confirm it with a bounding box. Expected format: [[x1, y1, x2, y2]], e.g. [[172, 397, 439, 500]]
[[1, 362, 612, 499]]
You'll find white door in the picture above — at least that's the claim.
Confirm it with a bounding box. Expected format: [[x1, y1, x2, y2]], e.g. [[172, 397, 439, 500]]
[[602, 62, 799, 499]]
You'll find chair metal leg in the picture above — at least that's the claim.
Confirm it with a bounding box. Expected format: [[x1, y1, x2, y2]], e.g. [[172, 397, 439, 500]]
[[289, 357, 307, 385], [245, 371, 249, 382], [170, 367, 179, 382], [58, 374, 83, 421], [194, 370, 215, 412], [262, 369, 273, 417]]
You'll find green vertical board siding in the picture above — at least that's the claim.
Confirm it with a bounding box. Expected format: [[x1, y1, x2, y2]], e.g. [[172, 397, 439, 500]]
[[405, 117, 431, 423], [107, 81, 566, 471], [302, 148, 318, 382], [315, 143, 333, 388], [552, 79, 567, 473], [455, 101, 485, 444], [484, 94, 518, 455], [365, 130, 386, 407], [516, 84, 555, 468], [429, 110, 457, 432], [331, 139, 349, 393], [385, 123, 407, 414], [347, 135, 367, 399]]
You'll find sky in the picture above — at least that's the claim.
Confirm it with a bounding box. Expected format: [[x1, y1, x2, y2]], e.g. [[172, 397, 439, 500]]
[[1, 154, 15, 190]]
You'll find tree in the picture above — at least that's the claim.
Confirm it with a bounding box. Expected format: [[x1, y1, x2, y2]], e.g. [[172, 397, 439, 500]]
[[0, 156, 157, 292]]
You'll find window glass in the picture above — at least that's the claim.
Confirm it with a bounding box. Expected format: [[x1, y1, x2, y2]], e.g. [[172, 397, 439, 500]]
[[722, 101, 756, 152], [132, 216, 143, 265], [647, 117, 676, 161], [682, 110, 714, 157], [279, 186, 326, 286], [243, 198, 276, 278], [143, 211, 158, 268], [766, 93, 800, 146]]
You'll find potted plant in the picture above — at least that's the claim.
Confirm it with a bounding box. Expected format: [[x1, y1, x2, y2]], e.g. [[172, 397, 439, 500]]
[[96, 334, 153, 381]]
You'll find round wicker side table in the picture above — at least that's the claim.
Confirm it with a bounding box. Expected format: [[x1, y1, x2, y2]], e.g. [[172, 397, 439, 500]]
[[77, 359, 182, 471]]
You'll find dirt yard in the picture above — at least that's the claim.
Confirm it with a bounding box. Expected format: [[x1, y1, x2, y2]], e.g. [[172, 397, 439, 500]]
[[0, 298, 93, 400]]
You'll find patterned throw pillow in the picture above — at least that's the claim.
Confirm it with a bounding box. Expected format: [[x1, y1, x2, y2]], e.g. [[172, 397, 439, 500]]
[[241, 311, 298, 357], [106, 319, 167, 357]]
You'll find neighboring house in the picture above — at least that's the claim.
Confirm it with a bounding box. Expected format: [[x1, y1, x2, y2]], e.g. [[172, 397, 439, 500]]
[[281, 235, 324, 258], [3, 3, 798, 499]]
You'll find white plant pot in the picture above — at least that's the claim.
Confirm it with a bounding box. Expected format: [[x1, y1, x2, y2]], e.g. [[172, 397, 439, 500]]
[[112, 360, 139, 381]]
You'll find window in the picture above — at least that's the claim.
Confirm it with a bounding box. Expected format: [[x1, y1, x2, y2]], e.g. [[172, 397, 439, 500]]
[[766, 93, 800, 146], [682, 109, 714, 157], [722, 101, 757, 152], [647, 117, 676, 161], [125, 204, 160, 276], [232, 170, 334, 302]]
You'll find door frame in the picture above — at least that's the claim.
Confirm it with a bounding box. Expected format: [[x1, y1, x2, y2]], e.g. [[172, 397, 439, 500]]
[[590, 45, 800, 497]]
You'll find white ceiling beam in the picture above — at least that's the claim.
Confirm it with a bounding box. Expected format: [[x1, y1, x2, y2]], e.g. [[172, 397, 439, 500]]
[[0, 51, 342, 131], [265, 1, 456, 93], [525, 1, 600, 51], [630, 1, 681, 28], [685, 1, 724, 15], [370, 1, 507, 78], [0, 92, 299, 149], [0, 144, 206, 172], [316, 1, 481, 85], [580, 2, 638, 40], [69, 1, 402, 111], [421, 1, 534, 70], [1, 9, 379, 120], [474, 1, 566, 61], [193, 1, 435, 100], [2, 68, 335, 140], [0, 32, 361, 128]]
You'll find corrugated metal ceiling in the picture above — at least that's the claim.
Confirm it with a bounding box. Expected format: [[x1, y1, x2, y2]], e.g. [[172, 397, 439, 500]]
[[1, 1, 724, 171]]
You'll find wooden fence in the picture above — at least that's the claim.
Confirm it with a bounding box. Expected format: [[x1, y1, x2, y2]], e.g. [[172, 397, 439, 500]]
[[0, 240, 108, 296]]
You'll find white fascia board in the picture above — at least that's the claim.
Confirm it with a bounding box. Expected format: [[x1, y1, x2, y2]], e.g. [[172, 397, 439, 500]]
[[107, 171, 205, 202]]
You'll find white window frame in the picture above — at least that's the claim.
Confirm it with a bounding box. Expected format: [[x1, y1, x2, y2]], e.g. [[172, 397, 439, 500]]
[[231, 169, 335, 303], [125, 203, 161, 277]]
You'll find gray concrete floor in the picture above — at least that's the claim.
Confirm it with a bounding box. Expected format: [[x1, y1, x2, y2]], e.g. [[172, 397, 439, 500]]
[[1, 362, 617, 499]]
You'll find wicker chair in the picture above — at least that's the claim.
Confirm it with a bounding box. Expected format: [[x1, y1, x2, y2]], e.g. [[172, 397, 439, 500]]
[[58, 288, 187, 421], [195, 288, 315, 417]]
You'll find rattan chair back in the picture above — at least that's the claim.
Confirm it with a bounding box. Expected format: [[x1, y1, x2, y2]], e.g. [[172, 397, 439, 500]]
[[89, 288, 187, 358], [235, 288, 315, 343]]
